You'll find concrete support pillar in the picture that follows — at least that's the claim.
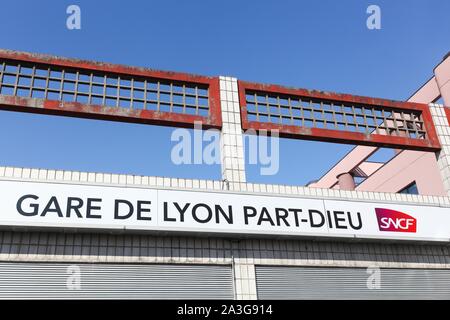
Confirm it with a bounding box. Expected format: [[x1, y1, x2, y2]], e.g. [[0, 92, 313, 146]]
[[434, 52, 450, 107], [233, 262, 257, 300], [219, 76, 246, 190], [336, 172, 356, 190], [429, 103, 450, 196]]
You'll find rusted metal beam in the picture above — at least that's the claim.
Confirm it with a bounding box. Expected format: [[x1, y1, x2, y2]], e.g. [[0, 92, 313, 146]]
[[0, 95, 216, 129], [238, 80, 441, 151], [0, 49, 222, 129], [0, 49, 442, 152]]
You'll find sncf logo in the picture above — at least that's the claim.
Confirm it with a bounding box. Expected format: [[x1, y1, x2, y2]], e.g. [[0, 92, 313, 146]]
[[375, 208, 417, 233]]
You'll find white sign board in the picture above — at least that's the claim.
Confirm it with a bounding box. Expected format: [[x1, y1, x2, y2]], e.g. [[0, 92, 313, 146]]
[[1, 180, 449, 242]]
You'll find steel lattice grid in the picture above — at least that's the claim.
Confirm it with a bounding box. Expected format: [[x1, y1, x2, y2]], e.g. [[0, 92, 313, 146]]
[[0, 61, 210, 117], [244, 91, 427, 139]]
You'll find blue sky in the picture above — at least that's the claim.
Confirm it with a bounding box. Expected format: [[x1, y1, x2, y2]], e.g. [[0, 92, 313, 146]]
[[0, 0, 449, 185]]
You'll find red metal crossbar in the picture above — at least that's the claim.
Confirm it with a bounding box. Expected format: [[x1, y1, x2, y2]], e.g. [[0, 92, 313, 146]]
[[238, 80, 441, 151], [0, 50, 222, 129]]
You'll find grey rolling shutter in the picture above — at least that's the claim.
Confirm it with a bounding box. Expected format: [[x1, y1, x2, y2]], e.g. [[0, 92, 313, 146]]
[[256, 266, 450, 300], [0, 262, 233, 299]]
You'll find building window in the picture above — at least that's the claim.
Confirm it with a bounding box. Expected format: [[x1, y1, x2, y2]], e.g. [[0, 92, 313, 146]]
[[398, 182, 419, 195]]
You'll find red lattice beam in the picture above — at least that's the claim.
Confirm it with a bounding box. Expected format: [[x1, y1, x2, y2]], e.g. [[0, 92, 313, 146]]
[[238, 80, 440, 151], [0, 50, 222, 129]]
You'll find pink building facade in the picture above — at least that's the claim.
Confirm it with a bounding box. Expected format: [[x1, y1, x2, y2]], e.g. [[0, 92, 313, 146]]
[[310, 53, 450, 196]]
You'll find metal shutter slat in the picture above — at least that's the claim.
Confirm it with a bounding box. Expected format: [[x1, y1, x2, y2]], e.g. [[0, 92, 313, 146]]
[[0, 262, 233, 299], [256, 266, 450, 300]]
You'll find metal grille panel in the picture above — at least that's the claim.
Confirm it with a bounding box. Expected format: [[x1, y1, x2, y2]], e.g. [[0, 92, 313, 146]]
[[239, 81, 441, 151], [0, 50, 222, 129], [246, 91, 426, 139], [256, 266, 450, 300], [0, 262, 233, 299], [0, 61, 210, 116]]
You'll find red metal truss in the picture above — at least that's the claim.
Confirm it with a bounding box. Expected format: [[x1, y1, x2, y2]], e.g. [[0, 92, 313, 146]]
[[238, 80, 441, 151], [0, 50, 222, 129]]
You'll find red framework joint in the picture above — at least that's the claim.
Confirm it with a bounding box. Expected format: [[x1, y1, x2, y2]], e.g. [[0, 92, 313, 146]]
[[0, 50, 222, 129], [238, 80, 441, 151]]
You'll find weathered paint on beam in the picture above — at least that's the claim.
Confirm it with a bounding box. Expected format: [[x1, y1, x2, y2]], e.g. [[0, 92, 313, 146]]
[[238, 80, 441, 152], [0, 95, 220, 129], [0, 49, 222, 129]]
